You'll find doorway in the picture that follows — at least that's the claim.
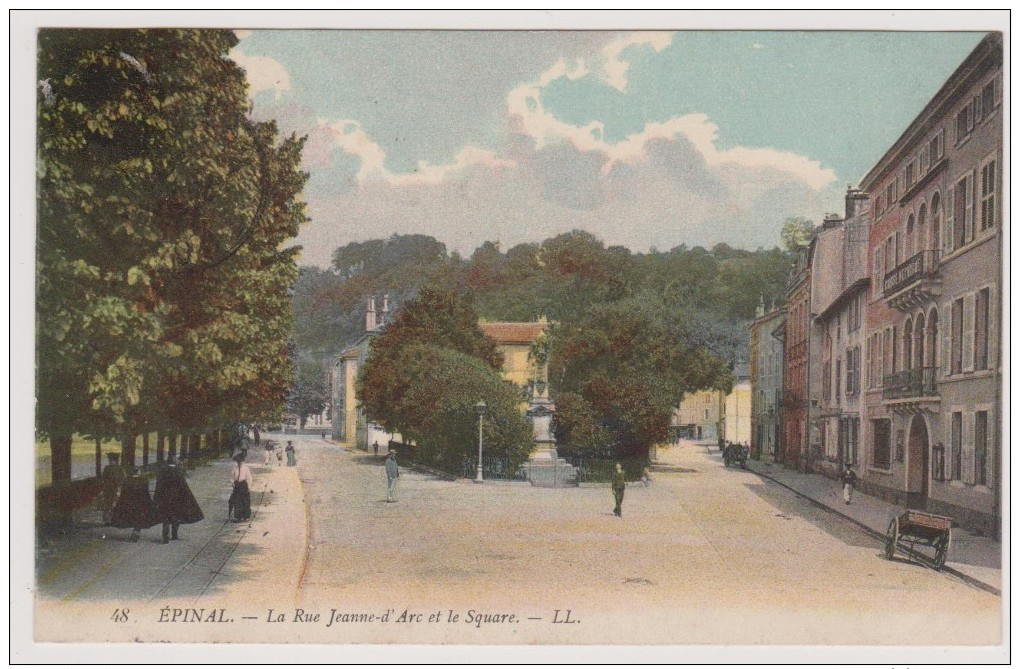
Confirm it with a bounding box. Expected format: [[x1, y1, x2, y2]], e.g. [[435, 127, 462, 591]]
[[907, 414, 930, 507]]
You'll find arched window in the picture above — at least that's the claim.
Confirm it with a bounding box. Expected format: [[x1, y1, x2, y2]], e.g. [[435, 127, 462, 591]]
[[906, 214, 915, 259], [917, 203, 928, 253], [914, 312, 926, 369], [903, 318, 913, 371], [927, 308, 939, 368], [930, 192, 942, 253]]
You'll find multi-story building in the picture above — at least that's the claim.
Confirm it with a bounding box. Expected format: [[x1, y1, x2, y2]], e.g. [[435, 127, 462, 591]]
[[859, 33, 1001, 536], [675, 389, 723, 443], [721, 364, 752, 445], [812, 189, 870, 480], [749, 301, 785, 462], [782, 240, 815, 469]]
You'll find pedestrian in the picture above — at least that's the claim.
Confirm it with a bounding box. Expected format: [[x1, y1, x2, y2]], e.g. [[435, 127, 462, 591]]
[[152, 457, 204, 544], [263, 441, 273, 466], [641, 466, 652, 487], [100, 452, 125, 525], [253, 426, 260, 448], [373, 441, 379, 458], [841, 462, 857, 505], [276, 446, 284, 467], [229, 451, 254, 522], [385, 450, 399, 502], [285, 442, 297, 466], [109, 466, 157, 542], [611, 463, 626, 517]]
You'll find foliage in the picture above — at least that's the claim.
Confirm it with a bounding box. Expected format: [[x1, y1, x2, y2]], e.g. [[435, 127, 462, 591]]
[[357, 289, 528, 467], [36, 29, 306, 482], [287, 358, 329, 428], [781, 217, 816, 252], [550, 392, 614, 458]]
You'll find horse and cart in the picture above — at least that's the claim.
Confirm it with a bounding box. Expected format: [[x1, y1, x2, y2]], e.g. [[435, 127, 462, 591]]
[[884, 509, 953, 571]]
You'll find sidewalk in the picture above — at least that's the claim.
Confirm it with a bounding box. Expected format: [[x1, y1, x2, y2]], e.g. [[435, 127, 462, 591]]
[[744, 457, 1002, 595], [35, 449, 307, 610]]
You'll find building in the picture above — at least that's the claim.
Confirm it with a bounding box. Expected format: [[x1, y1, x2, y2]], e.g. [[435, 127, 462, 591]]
[[331, 295, 395, 450], [812, 189, 871, 480], [749, 301, 785, 462], [782, 239, 815, 469], [721, 364, 751, 445], [478, 319, 550, 391], [675, 389, 723, 442], [859, 34, 1002, 536]]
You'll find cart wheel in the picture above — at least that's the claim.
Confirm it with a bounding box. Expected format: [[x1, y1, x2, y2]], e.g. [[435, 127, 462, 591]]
[[884, 518, 898, 560], [933, 537, 948, 571]]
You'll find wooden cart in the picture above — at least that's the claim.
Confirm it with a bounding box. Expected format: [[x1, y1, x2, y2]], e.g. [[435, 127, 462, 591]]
[[884, 510, 953, 570]]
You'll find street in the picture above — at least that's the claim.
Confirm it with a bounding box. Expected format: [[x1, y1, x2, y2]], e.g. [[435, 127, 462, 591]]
[[35, 436, 999, 645]]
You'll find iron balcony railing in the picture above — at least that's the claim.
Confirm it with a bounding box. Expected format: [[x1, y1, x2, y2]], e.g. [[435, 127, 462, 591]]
[[883, 249, 940, 296], [883, 366, 938, 400]]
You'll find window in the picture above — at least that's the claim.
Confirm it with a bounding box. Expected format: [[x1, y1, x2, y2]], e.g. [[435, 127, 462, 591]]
[[953, 173, 973, 248], [873, 248, 884, 298], [974, 411, 988, 486], [929, 129, 944, 164], [906, 161, 916, 188], [835, 358, 841, 400], [956, 101, 974, 143], [980, 159, 997, 230], [975, 288, 990, 370], [950, 412, 963, 480], [951, 297, 964, 375], [886, 182, 895, 207], [875, 194, 884, 218], [823, 361, 832, 402], [873, 419, 891, 469], [980, 79, 998, 119]]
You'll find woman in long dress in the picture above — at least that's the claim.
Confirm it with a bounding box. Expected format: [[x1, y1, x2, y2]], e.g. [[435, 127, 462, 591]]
[[228, 452, 254, 522], [110, 467, 158, 541]]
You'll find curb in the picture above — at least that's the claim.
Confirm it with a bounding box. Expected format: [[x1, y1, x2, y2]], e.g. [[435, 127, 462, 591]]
[[750, 466, 1001, 597]]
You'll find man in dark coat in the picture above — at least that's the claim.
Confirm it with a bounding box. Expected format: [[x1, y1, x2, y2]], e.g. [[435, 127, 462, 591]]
[[611, 463, 626, 517], [153, 457, 204, 544]]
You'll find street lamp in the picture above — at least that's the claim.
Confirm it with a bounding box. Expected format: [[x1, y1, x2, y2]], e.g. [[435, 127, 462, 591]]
[[475, 400, 487, 483]]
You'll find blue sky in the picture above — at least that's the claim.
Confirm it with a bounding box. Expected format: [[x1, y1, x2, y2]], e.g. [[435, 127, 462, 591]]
[[230, 30, 984, 267]]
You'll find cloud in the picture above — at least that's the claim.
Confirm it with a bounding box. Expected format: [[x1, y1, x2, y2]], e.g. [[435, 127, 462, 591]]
[[230, 49, 291, 100], [234, 30, 252, 40], [752, 43, 764, 49], [601, 32, 673, 92], [324, 120, 514, 187]]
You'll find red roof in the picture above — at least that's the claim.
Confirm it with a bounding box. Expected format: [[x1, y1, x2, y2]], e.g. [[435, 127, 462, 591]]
[[479, 321, 548, 345]]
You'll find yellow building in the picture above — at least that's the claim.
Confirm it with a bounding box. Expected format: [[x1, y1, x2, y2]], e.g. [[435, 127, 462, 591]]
[[674, 365, 751, 445], [478, 319, 549, 390]]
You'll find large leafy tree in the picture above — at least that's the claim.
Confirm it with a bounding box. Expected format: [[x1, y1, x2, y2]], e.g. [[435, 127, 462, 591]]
[[287, 358, 329, 428], [357, 287, 530, 469], [551, 296, 733, 460], [37, 29, 306, 481]]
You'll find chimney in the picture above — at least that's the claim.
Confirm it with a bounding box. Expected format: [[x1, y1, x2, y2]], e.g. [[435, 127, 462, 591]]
[[380, 294, 389, 325], [755, 295, 765, 319], [844, 185, 868, 219], [822, 213, 843, 230], [365, 296, 376, 332]]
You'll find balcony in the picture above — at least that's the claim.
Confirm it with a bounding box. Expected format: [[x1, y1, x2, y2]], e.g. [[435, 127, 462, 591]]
[[883, 366, 939, 403], [883, 250, 941, 311]]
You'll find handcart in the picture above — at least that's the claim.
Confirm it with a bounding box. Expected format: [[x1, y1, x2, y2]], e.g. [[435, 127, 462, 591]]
[[883, 510, 953, 570]]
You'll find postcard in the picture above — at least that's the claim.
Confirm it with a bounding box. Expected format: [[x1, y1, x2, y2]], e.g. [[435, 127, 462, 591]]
[[13, 10, 1009, 665]]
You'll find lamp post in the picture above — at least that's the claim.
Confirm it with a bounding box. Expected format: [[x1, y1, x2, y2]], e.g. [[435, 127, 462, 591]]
[[475, 400, 487, 483]]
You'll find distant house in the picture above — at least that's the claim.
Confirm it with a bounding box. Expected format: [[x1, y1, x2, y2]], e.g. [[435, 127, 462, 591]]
[[478, 319, 550, 390], [750, 301, 785, 462]]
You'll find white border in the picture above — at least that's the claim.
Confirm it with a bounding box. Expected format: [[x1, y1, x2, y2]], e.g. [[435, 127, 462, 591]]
[[10, 9, 1010, 665]]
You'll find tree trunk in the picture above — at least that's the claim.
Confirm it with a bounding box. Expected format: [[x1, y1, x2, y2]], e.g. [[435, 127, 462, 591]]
[[168, 434, 178, 461], [50, 433, 72, 483], [156, 432, 165, 464], [122, 433, 137, 470], [94, 436, 102, 479], [142, 432, 150, 468]]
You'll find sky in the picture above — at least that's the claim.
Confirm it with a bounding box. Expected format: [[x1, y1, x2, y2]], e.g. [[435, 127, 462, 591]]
[[229, 30, 985, 267]]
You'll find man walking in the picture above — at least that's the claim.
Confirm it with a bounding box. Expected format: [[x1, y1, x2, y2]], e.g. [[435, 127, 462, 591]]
[[152, 457, 204, 544], [611, 463, 626, 517], [385, 450, 399, 502], [841, 462, 857, 505]]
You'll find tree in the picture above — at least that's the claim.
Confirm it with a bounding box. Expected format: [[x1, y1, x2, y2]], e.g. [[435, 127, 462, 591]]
[[357, 287, 531, 469], [37, 29, 306, 483], [551, 296, 732, 460], [287, 359, 328, 428], [781, 217, 816, 252]]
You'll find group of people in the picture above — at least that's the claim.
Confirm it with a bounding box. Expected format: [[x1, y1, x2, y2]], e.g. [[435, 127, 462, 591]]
[[263, 440, 298, 467], [101, 453, 204, 544]]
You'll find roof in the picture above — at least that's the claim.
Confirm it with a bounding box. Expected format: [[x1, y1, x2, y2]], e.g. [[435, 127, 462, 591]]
[[479, 321, 548, 345], [814, 278, 870, 324]]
